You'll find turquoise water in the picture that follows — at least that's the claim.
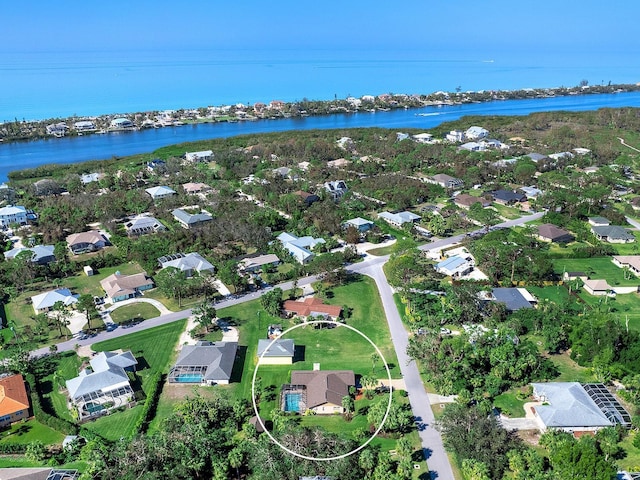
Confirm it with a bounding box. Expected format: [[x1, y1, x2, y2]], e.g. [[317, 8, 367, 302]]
[[284, 393, 302, 412], [2, 48, 640, 122], [175, 374, 203, 383], [84, 402, 104, 414]]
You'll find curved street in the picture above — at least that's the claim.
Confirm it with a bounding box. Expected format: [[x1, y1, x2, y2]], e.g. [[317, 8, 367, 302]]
[[30, 211, 544, 480]]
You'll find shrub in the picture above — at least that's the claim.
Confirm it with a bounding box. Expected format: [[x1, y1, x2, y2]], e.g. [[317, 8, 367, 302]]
[[133, 372, 164, 435]]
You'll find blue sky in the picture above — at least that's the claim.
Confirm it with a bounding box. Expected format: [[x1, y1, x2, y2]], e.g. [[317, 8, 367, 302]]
[[3, 0, 640, 54]]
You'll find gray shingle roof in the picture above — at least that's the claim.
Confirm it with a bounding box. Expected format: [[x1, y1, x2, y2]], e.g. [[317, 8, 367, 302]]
[[492, 288, 533, 311], [257, 339, 295, 357], [174, 341, 238, 382]]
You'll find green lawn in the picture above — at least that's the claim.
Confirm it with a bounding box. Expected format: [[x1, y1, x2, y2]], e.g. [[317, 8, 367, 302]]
[[82, 405, 144, 441], [617, 432, 640, 472], [0, 419, 64, 445], [493, 391, 527, 418], [109, 303, 161, 324], [143, 288, 202, 311], [552, 257, 640, 286], [526, 285, 570, 304], [577, 291, 640, 330], [38, 351, 83, 422]]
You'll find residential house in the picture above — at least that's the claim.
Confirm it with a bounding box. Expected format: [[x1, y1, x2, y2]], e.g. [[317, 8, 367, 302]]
[[531, 382, 631, 433], [548, 152, 575, 161], [238, 254, 281, 274], [537, 224, 575, 243], [272, 166, 293, 178], [146, 159, 166, 174], [257, 339, 295, 365], [74, 120, 96, 131], [526, 153, 547, 163], [327, 158, 351, 169], [445, 130, 464, 142], [31, 288, 78, 314], [582, 279, 613, 296], [491, 190, 527, 205], [0, 205, 28, 227], [281, 370, 355, 414], [283, 297, 342, 320], [592, 225, 635, 243], [145, 186, 176, 201], [324, 180, 348, 200], [458, 142, 484, 152], [0, 374, 31, 429], [184, 150, 213, 163], [66, 351, 137, 420], [158, 252, 215, 278], [182, 182, 210, 194], [573, 147, 591, 155], [396, 132, 410, 141], [46, 122, 69, 137], [429, 174, 464, 189], [412, 133, 433, 143], [562, 271, 588, 282], [293, 190, 320, 207], [80, 173, 103, 184], [66, 231, 108, 255], [465, 126, 489, 140], [168, 341, 238, 385], [454, 194, 492, 210], [518, 186, 543, 199], [110, 118, 134, 129], [4, 245, 55, 265], [343, 217, 374, 233], [588, 216, 610, 227], [100, 272, 154, 303], [277, 232, 325, 264], [378, 211, 421, 228], [612, 256, 640, 276], [124, 215, 166, 236], [172, 208, 213, 229], [435, 255, 474, 278], [491, 287, 537, 311]]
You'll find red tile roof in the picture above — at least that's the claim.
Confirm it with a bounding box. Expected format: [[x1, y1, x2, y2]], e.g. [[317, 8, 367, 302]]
[[283, 297, 342, 318], [0, 374, 29, 417]]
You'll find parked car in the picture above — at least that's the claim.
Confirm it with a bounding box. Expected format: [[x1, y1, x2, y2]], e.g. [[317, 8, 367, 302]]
[[105, 323, 118, 332]]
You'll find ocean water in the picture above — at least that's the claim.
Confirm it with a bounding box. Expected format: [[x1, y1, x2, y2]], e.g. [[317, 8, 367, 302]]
[[2, 48, 640, 122]]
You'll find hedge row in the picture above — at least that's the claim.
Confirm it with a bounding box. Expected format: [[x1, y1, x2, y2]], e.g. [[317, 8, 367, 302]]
[[0, 443, 27, 453], [25, 373, 78, 436], [133, 372, 164, 435]]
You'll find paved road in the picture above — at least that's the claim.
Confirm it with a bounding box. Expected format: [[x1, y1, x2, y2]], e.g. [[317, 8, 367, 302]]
[[31, 211, 544, 479]]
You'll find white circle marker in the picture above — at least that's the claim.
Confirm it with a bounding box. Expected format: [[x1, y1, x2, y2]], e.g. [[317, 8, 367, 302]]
[[251, 319, 393, 461]]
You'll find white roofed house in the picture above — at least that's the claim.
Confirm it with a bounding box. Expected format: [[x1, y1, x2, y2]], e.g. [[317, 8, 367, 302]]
[[145, 186, 176, 201], [74, 120, 96, 131], [378, 211, 421, 228], [343, 217, 375, 233], [4, 244, 55, 265], [277, 232, 325, 264], [323, 180, 348, 200], [66, 351, 137, 420], [238, 253, 281, 274], [465, 126, 489, 140], [0, 205, 28, 227], [185, 150, 214, 163], [110, 117, 134, 129], [158, 252, 215, 278], [31, 288, 78, 314], [124, 215, 167, 236]]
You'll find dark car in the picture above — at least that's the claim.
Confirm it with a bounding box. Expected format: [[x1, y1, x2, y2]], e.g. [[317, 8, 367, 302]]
[[105, 323, 118, 332]]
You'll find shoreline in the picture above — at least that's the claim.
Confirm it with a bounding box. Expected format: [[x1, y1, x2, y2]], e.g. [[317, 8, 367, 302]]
[[1, 83, 638, 146]]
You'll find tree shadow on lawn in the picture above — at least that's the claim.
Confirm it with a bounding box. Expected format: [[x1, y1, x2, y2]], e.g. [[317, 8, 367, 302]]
[[133, 356, 151, 371], [5, 423, 32, 438], [230, 346, 247, 384]]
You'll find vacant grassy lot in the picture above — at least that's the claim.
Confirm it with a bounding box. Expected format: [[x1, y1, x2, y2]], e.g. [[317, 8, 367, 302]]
[[552, 257, 640, 286], [578, 291, 640, 330], [143, 288, 203, 311], [109, 303, 161, 324]]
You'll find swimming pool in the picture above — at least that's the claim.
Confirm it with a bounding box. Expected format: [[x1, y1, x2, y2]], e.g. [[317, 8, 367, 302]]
[[284, 393, 302, 412], [84, 401, 105, 414], [175, 374, 203, 383]]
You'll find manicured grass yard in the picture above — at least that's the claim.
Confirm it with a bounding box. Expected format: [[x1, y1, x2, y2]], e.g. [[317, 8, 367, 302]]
[[82, 405, 143, 441], [526, 285, 570, 304], [109, 303, 161, 324], [578, 291, 640, 330], [0, 419, 64, 445], [617, 432, 640, 472], [552, 257, 640, 287], [143, 288, 202, 311], [493, 391, 527, 418]]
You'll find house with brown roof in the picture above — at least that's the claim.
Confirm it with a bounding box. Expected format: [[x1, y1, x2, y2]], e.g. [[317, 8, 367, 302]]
[[66, 231, 108, 255], [293, 190, 320, 207], [454, 194, 491, 210], [100, 272, 154, 303], [281, 369, 355, 414], [537, 224, 575, 243], [182, 182, 210, 194], [0, 374, 30, 429], [582, 279, 613, 296], [429, 174, 464, 189], [613, 256, 640, 277], [283, 297, 342, 320]]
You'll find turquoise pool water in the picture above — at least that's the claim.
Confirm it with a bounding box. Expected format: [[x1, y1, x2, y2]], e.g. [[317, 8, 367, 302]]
[[284, 393, 302, 412], [175, 374, 203, 383], [84, 402, 104, 414]]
